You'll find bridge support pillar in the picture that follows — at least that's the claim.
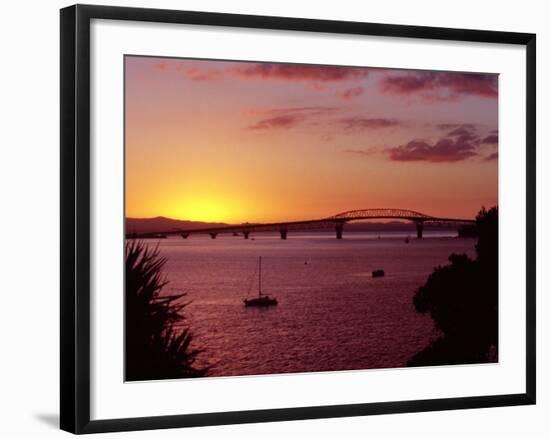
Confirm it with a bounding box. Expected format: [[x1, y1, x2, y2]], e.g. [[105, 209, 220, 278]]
[[280, 226, 288, 240], [415, 221, 424, 239], [181, 233, 189, 239], [209, 233, 217, 239], [243, 231, 250, 239], [335, 222, 344, 239]]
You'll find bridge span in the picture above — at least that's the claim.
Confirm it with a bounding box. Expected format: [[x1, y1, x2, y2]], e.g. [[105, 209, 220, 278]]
[[127, 208, 476, 240]]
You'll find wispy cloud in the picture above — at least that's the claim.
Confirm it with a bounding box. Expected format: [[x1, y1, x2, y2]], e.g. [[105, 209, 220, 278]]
[[387, 124, 482, 162], [247, 106, 338, 131], [230, 64, 369, 82], [248, 106, 338, 116], [248, 115, 301, 130], [154, 61, 168, 71], [435, 122, 476, 131], [388, 138, 478, 162], [482, 133, 498, 145], [155, 61, 370, 84], [155, 62, 224, 80], [181, 68, 224, 81], [339, 117, 401, 130], [339, 87, 365, 100], [380, 71, 498, 100]]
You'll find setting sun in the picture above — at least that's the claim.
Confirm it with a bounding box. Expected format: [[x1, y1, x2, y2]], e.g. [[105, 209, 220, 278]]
[[170, 196, 238, 223]]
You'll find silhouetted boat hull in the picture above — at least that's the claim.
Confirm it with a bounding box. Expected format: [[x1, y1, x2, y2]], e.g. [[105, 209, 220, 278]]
[[243, 296, 278, 307]]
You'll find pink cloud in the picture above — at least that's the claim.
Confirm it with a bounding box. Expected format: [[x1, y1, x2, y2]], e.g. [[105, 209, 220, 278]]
[[181, 68, 224, 81], [248, 115, 300, 130], [381, 71, 498, 99], [389, 139, 478, 162], [447, 126, 474, 137], [435, 123, 476, 131], [482, 133, 498, 144], [386, 125, 483, 162], [252, 106, 338, 116], [339, 86, 365, 100], [340, 117, 401, 130], [156, 61, 370, 84], [231, 63, 370, 82], [388, 135, 479, 162], [154, 61, 224, 80], [247, 106, 338, 130]]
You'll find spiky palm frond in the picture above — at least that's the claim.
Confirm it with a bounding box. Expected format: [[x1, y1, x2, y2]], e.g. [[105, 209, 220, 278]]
[[125, 240, 207, 381]]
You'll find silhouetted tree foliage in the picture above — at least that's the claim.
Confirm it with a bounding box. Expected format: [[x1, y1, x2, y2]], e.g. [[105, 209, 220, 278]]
[[126, 240, 207, 380], [408, 207, 498, 366]]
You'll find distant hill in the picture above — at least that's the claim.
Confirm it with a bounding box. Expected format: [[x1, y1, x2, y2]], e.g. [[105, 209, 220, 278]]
[[126, 216, 228, 234], [125, 216, 434, 234]]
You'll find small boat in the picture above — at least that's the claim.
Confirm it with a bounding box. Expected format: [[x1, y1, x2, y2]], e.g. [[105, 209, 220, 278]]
[[372, 269, 385, 278], [145, 233, 167, 239], [244, 295, 278, 307], [244, 257, 278, 307]]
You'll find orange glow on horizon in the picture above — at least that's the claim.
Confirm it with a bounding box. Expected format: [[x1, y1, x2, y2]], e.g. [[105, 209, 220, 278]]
[[161, 195, 254, 223]]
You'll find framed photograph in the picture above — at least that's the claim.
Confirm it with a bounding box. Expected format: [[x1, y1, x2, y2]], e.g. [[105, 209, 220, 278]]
[[60, 4, 536, 434]]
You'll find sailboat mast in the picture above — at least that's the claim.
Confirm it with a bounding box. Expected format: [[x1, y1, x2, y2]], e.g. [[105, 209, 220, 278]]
[[258, 256, 262, 296]]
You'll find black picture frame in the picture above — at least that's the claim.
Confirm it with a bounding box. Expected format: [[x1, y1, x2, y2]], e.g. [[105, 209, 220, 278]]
[[60, 4, 536, 434]]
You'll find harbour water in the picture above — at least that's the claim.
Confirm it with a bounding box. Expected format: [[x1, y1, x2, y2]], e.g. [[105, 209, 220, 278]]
[[154, 231, 476, 377]]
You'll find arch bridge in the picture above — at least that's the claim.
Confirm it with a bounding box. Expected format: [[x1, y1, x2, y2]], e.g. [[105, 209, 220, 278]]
[[127, 208, 476, 240]]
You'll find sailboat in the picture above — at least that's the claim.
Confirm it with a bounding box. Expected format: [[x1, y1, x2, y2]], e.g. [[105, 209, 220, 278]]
[[243, 257, 278, 307]]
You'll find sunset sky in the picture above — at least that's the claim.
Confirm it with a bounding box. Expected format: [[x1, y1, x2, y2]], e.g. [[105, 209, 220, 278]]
[[125, 56, 498, 223]]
